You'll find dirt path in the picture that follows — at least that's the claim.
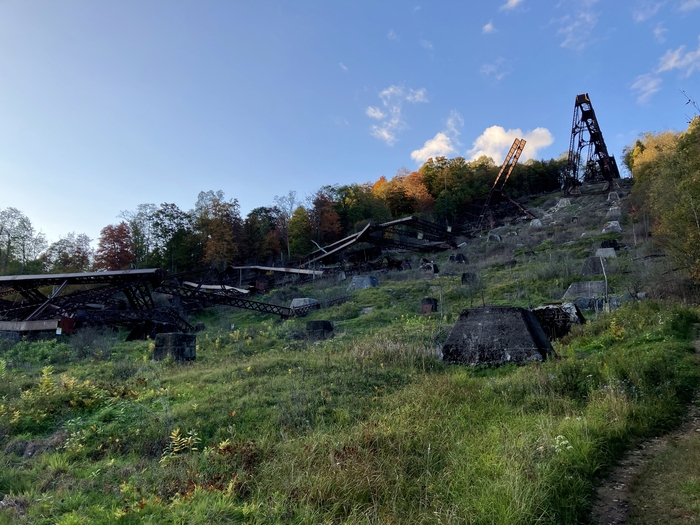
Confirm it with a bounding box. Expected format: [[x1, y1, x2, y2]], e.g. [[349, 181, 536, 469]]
[[590, 325, 700, 524]]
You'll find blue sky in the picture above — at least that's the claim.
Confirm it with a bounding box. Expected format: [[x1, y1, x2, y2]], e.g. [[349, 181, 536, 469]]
[[0, 0, 699, 244]]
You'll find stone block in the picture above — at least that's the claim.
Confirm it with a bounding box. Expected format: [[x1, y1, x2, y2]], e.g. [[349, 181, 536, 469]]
[[420, 297, 439, 314], [442, 306, 553, 366], [306, 320, 333, 341], [595, 248, 617, 259], [154, 333, 196, 362]]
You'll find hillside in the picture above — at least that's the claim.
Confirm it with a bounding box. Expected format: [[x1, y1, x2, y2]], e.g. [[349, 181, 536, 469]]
[[1, 179, 700, 524]]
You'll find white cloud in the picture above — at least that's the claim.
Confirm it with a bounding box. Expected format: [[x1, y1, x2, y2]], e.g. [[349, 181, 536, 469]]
[[410, 110, 463, 163], [480, 57, 510, 81], [556, 9, 600, 50], [406, 88, 428, 103], [411, 133, 458, 162], [632, 1, 665, 22], [500, 0, 523, 11], [467, 126, 554, 164], [680, 0, 700, 11], [657, 35, 700, 77], [653, 23, 667, 43], [482, 21, 496, 33], [339, 62, 348, 71], [631, 73, 662, 103], [388, 29, 399, 41], [367, 85, 429, 146], [420, 39, 433, 50], [366, 107, 385, 119]]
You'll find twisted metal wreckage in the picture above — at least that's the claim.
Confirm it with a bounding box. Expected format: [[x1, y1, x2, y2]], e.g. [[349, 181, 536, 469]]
[[0, 216, 461, 337], [0, 93, 620, 337]]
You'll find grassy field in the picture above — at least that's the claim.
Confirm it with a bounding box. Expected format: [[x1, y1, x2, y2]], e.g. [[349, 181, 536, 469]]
[[2, 193, 700, 523]]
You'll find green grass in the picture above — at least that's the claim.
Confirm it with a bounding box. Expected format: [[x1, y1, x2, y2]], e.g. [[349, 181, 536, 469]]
[[0, 299, 698, 524]]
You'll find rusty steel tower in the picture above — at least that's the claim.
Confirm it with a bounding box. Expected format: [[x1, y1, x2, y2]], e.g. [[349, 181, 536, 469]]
[[563, 93, 620, 196]]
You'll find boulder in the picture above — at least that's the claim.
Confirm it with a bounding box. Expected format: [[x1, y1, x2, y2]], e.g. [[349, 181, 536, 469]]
[[606, 207, 622, 219], [449, 253, 468, 264], [290, 297, 321, 310], [306, 320, 333, 341], [601, 239, 620, 250], [442, 306, 553, 366], [153, 333, 196, 362], [347, 275, 379, 291], [602, 221, 622, 234], [488, 234, 503, 243], [461, 272, 478, 286], [532, 303, 586, 341], [530, 219, 542, 228], [607, 192, 620, 202]]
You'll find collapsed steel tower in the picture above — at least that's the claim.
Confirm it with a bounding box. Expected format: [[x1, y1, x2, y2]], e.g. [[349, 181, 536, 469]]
[[563, 93, 620, 196]]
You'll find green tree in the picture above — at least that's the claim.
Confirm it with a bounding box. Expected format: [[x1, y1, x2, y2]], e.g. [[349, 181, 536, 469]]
[[288, 206, 313, 258]]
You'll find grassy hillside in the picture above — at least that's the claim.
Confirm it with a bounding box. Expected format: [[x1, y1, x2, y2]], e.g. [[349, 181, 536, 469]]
[[1, 184, 699, 524]]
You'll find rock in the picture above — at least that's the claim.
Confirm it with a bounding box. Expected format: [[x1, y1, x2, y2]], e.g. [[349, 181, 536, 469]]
[[608, 192, 620, 201], [359, 306, 374, 315], [532, 303, 586, 341], [290, 297, 321, 310], [449, 253, 468, 264], [488, 234, 503, 242], [442, 306, 553, 366], [606, 207, 622, 219], [530, 219, 543, 228], [601, 239, 620, 250], [420, 297, 439, 314], [195, 322, 206, 332], [602, 221, 622, 234], [153, 333, 196, 362], [306, 320, 333, 341], [347, 275, 379, 290], [461, 272, 478, 286]]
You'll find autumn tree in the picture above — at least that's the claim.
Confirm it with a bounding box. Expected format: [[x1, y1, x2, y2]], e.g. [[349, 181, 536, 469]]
[[243, 207, 280, 263], [194, 190, 242, 270], [624, 117, 700, 280], [308, 186, 341, 246], [42, 233, 93, 273], [119, 203, 157, 268], [94, 222, 136, 270]]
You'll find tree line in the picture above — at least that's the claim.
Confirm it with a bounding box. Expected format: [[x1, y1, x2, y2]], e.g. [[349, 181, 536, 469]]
[[624, 116, 700, 281], [0, 156, 565, 275]]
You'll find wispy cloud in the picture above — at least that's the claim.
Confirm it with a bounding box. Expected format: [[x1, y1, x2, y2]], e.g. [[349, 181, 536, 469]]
[[480, 57, 511, 81], [365, 107, 385, 119], [339, 63, 348, 71], [467, 126, 554, 164], [482, 21, 496, 34], [420, 39, 433, 50], [388, 29, 399, 41], [366, 85, 429, 146], [632, 1, 665, 22], [631, 73, 662, 103], [653, 23, 667, 43], [500, 0, 524, 11], [680, 0, 700, 11], [556, 9, 600, 50], [410, 110, 463, 163], [657, 35, 700, 76]]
